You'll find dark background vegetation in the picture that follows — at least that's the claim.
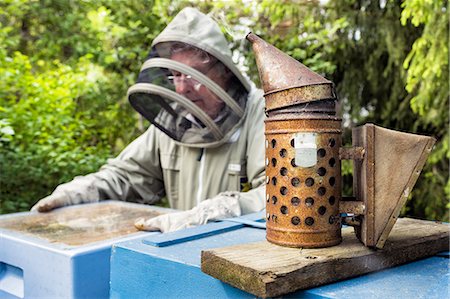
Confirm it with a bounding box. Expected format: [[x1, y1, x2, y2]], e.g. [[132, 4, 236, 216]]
[[0, 0, 448, 221]]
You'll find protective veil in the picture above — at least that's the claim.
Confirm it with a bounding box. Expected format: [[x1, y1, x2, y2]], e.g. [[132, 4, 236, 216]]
[[128, 14, 249, 148]]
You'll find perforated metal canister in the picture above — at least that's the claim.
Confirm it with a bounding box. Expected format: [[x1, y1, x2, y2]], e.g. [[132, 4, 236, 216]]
[[247, 33, 342, 248], [265, 114, 342, 247]]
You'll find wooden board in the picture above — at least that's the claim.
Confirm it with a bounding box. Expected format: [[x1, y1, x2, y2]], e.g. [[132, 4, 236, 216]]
[[201, 218, 449, 298]]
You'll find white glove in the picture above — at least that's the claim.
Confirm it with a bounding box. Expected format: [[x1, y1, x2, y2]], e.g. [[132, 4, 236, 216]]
[[134, 192, 242, 233], [31, 192, 71, 212], [31, 176, 100, 212]]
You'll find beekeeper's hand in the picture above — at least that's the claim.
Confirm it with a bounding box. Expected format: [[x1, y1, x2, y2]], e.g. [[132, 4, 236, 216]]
[[134, 192, 242, 233], [31, 193, 70, 212]]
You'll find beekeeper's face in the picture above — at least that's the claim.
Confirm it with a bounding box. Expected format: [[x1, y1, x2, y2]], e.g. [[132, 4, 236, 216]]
[[170, 49, 227, 119]]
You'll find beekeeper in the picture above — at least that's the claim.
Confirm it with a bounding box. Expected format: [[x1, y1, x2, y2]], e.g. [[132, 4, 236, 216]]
[[31, 7, 266, 233]]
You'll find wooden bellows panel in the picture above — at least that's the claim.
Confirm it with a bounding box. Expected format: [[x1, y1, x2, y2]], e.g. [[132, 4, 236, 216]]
[[352, 124, 436, 248]]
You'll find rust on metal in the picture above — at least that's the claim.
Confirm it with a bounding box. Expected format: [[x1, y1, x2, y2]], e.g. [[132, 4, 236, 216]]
[[339, 200, 365, 215], [352, 124, 437, 249], [248, 31, 342, 248], [246, 33, 334, 103], [264, 85, 334, 112], [268, 100, 337, 117], [352, 124, 376, 246], [265, 115, 341, 134], [342, 216, 362, 226], [339, 146, 365, 160], [247, 32, 437, 250], [265, 120, 342, 248]]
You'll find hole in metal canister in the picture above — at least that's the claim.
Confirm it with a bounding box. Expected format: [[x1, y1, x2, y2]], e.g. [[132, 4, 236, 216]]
[[305, 177, 314, 187], [317, 148, 326, 158], [291, 177, 300, 187], [271, 214, 278, 222], [271, 139, 277, 148], [305, 217, 315, 226], [318, 187, 326, 196], [291, 159, 297, 167], [290, 139, 295, 147], [265, 139, 269, 148], [291, 216, 301, 225], [271, 177, 277, 186], [328, 196, 336, 205], [305, 197, 314, 206], [272, 196, 278, 205], [329, 177, 336, 186], [266, 194, 269, 203], [271, 158, 277, 167], [291, 197, 300, 206], [279, 148, 287, 158], [329, 216, 335, 224], [280, 186, 288, 195], [267, 213, 270, 220], [317, 167, 326, 176], [280, 167, 288, 176], [266, 176, 269, 184], [329, 158, 336, 167], [329, 138, 336, 147], [318, 206, 327, 215], [280, 206, 288, 214]]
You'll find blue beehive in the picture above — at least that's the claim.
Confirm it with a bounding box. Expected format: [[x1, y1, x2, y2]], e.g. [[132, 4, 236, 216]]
[[110, 212, 267, 298], [110, 211, 449, 298], [0, 201, 170, 299]]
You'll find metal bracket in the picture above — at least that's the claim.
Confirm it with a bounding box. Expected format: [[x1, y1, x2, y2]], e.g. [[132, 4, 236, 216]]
[[339, 198, 366, 215], [339, 146, 365, 160]]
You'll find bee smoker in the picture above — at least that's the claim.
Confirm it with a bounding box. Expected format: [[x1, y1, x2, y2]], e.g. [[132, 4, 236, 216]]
[[247, 33, 436, 249]]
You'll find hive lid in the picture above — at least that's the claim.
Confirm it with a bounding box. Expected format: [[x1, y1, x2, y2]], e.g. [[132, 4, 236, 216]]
[[0, 201, 165, 246]]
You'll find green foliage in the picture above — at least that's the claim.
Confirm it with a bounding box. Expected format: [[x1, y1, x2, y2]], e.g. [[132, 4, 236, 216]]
[[0, 0, 169, 213], [399, 0, 449, 221], [0, 0, 447, 221], [0, 51, 111, 212]]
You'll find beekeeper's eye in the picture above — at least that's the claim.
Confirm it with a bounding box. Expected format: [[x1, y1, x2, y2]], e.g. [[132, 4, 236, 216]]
[[171, 71, 182, 78], [168, 72, 193, 84], [167, 72, 201, 91]]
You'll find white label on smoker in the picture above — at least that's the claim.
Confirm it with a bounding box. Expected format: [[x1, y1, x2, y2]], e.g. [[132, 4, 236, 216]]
[[294, 133, 317, 167]]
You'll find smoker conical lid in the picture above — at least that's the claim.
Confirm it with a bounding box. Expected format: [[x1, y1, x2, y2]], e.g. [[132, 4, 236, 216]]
[[246, 33, 333, 96]]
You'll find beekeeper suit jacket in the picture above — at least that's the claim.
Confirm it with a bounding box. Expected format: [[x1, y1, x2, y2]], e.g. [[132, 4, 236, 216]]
[[48, 7, 266, 215]]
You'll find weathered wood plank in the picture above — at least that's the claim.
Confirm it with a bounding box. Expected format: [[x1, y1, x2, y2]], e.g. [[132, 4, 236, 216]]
[[201, 218, 449, 298]]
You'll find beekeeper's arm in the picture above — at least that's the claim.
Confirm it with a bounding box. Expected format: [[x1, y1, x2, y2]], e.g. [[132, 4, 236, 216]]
[[135, 92, 266, 232], [31, 126, 165, 212]]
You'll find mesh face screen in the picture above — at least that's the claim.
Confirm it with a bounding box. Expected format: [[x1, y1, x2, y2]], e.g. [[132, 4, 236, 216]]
[[128, 44, 248, 147]]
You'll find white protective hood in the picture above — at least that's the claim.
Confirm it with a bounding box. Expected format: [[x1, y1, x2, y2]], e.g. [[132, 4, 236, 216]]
[[128, 7, 251, 148]]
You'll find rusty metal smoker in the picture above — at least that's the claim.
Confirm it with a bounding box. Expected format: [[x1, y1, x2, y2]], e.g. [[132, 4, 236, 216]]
[[247, 33, 342, 248], [247, 33, 436, 249]]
